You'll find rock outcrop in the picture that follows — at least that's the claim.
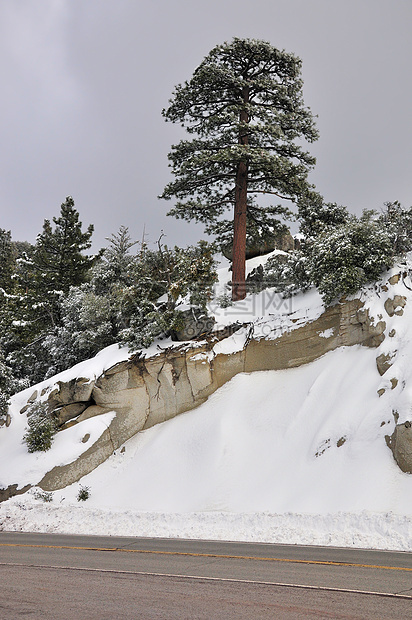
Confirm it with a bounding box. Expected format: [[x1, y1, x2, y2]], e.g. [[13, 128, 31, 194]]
[[35, 297, 387, 491], [0, 483, 32, 502]]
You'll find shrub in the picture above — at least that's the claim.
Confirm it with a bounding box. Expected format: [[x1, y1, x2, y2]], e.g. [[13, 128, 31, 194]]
[[258, 250, 311, 298], [33, 489, 53, 502], [253, 204, 401, 305], [377, 201, 412, 256], [23, 401, 57, 453], [308, 213, 393, 304], [298, 193, 350, 238], [77, 485, 91, 501]]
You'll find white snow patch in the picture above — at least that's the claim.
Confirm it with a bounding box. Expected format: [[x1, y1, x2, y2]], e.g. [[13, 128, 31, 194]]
[[319, 328, 335, 338]]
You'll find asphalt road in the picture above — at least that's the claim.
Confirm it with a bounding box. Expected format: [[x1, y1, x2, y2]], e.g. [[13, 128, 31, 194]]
[[0, 532, 411, 618]]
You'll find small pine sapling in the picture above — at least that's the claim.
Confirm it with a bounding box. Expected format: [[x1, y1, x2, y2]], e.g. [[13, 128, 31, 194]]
[[77, 485, 91, 501], [23, 401, 57, 453]]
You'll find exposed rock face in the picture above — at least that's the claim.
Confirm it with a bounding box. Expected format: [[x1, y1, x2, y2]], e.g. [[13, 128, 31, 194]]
[[40, 426, 116, 491], [36, 298, 387, 491], [386, 421, 412, 473], [47, 378, 95, 411], [0, 483, 31, 502]]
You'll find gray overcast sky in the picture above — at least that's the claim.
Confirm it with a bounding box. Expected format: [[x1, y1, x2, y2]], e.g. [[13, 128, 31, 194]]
[[1, 0, 411, 251]]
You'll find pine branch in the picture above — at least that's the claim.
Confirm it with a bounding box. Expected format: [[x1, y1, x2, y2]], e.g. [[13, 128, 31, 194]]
[[247, 190, 295, 201]]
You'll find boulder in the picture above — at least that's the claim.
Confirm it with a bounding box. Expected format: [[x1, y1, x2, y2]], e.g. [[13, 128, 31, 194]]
[[171, 308, 215, 342], [222, 231, 294, 261], [0, 414, 11, 428], [27, 390, 38, 403], [246, 263, 265, 286], [384, 295, 406, 317], [55, 402, 90, 426], [52, 377, 95, 405], [20, 390, 39, 414], [376, 352, 395, 376], [341, 302, 385, 348], [385, 421, 412, 473]]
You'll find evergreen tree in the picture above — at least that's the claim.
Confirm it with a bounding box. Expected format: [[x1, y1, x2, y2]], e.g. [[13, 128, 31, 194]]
[[92, 225, 138, 295], [43, 284, 114, 377], [0, 352, 13, 419], [160, 37, 318, 300], [34, 196, 94, 297], [27, 195, 94, 336], [44, 233, 218, 371], [255, 198, 409, 305], [0, 246, 53, 384], [0, 236, 39, 383], [254, 249, 311, 298], [2, 198, 95, 383], [0, 346, 24, 419], [0, 229, 15, 293], [118, 240, 217, 350], [43, 226, 143, 375]]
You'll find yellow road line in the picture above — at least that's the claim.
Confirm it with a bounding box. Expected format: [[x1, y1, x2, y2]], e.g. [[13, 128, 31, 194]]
[[0, 543, 411, 572]]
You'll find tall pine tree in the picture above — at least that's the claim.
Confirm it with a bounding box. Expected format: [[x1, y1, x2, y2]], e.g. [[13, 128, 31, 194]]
[[3, 197, 95, 383], [161, 38, 318, 300], [34, 196, 94, 295]]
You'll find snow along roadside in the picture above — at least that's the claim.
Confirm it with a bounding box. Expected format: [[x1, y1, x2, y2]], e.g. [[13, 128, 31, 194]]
[[1, 501, 411, 552]]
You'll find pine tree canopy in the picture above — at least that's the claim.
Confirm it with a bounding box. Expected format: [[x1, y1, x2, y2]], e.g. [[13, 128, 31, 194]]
[[160, 37, 318, 299]]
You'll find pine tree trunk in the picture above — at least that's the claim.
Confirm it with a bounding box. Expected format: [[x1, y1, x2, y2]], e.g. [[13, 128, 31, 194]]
[[232, 160, 248, 301], [232, 86, 249, 302]]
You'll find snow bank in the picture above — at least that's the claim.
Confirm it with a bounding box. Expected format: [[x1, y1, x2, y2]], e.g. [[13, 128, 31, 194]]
[[2, 502, 411, 552]]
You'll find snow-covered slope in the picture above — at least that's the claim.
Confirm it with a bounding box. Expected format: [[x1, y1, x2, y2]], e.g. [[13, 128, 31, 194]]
[[1, 259, 412, 551], [37, 345, 410, 513]]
